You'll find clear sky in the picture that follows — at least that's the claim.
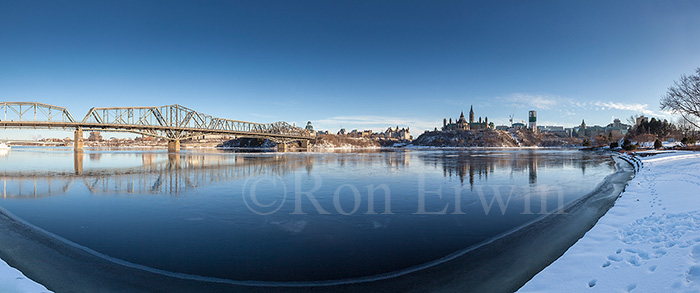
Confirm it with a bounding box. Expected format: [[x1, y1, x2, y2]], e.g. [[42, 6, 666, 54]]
[[2, 0, 700, 139]]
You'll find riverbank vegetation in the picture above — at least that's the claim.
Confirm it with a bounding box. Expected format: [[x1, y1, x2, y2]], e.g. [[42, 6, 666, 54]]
[[409, 129, 582, 147], [311, 134, 381, 149]]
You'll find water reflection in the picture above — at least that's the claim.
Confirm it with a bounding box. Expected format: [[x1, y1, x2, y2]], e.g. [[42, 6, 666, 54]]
[[74, 152, 84, 175], [89, 153, 102, 162], [4, 150, 611, 199], [0, 148, 617, 282], [3, 152, 309, 198], [420, 150, 611, 186]]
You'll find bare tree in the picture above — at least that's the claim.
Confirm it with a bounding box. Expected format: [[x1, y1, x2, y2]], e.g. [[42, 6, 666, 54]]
[[661, 68, 700, 129], [88, 132, 103, 141], [676, 117, 699, 137]]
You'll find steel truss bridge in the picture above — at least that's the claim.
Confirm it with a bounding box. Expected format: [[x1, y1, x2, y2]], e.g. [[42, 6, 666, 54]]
[[0, 102, 312, 151]]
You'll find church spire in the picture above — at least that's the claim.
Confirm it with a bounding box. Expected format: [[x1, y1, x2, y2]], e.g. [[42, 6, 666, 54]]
[[469, 105, 475, 123]]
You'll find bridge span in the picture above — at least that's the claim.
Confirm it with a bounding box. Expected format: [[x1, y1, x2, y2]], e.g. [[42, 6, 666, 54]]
[[0, 102, 312, 152]]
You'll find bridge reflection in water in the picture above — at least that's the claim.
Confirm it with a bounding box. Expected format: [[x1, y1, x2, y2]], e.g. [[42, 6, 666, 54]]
[[2, 152, 312, 198], [1, 149, 609, 200]]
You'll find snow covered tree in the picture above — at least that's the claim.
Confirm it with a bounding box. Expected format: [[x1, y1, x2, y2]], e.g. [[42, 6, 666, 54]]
[[661, 68, 700, 129]]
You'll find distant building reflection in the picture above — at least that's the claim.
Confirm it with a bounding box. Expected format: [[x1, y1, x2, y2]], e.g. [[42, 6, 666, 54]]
[[529, 156, 537, 185], [89, 153, 102, 162], [142, 153, 155, 165], [384, 151, 410, 168], [2, 150, 611, 199], [420, 150, 609, 187]]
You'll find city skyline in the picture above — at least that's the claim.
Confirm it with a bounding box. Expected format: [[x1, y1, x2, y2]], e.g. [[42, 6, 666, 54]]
[[2, 1, 700, 139]]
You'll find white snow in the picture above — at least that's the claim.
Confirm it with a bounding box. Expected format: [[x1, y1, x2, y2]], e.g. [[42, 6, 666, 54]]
[[520, 151, 700, 292], [510, 132, 522, 147], [0, 259, 51, 293], [662, 141, 683, 148]]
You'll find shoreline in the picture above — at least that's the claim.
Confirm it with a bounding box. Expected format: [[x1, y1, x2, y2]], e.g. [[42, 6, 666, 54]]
[[2, 144, 588, 153], [0, 258, 49, 293], [519, 150, 700, 292], [0, 150, 634, 292]]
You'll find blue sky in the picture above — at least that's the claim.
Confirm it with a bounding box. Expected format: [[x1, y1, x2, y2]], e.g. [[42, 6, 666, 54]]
[[2, 0, 700, 139]]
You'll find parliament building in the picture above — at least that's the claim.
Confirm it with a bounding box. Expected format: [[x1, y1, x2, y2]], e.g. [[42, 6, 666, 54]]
[[441, 105, 493, 131]]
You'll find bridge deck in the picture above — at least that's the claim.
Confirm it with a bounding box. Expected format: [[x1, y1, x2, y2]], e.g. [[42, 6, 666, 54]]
[[0, 121, 310, 140], [1, 102, 312, 152]]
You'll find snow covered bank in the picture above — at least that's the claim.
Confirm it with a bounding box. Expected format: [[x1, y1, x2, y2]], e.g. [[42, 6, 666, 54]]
[[520, 151, 700, 292], [0, 259, 50, 292]]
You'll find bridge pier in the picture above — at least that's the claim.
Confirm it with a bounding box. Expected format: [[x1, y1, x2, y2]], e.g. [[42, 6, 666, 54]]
[[74, 129, 83, 152], [277, 142, 287, 152], [300, 140, 310, 151], [167, 140, 180, 153]]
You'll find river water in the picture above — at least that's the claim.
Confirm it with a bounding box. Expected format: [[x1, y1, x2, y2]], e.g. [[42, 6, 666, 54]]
[[0, 147, 615, 283]]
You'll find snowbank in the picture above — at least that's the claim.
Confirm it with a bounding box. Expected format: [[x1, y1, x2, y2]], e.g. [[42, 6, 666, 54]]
[[0, 259, 50, 292], [520, 151, 700, 292]]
